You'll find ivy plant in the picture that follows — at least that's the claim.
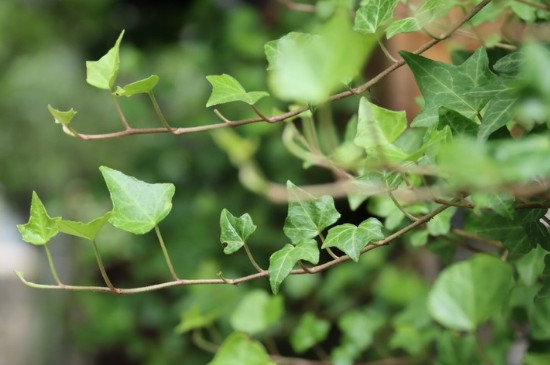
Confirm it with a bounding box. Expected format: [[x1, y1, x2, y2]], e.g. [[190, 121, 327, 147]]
[[15, 0, 550, 363]]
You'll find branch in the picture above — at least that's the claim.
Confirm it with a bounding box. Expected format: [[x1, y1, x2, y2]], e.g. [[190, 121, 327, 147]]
[[16, 202, 451, 294], [73, 0, 494, 141], [277, 0, 316, 12]]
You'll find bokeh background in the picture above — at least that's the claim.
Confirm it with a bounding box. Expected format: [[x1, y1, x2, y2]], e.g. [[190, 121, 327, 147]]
[[0, 1, 339, 364]]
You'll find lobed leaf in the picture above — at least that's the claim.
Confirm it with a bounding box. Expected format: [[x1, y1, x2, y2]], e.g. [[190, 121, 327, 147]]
[[86, 30, 125, 90], [268, 239, 319, 294], [205, 74, 269, 107], [17, 191, 60, 245], [99, 166, 175, 234], [283, 181, 340, 243], [219, 209, 257, 254], [47, 104, 77, 126], [322, 218, 384, 262], [401, 48, 492, 128], [428, 254, 514, 331]]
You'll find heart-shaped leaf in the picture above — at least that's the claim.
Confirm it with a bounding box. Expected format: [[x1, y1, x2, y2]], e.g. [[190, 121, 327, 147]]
[[220, 209, 257, 254], [206, 74, 269, 107], [428, 254, 514, 331], [230, 289, 283, 335], [207, 332, 275, 365], [17, 191, 60, 245], [86, 30, 125, 90], [283, 181, 340, 243], [113, 75, 160, 97], [290, 312, 331, 353], [322, 218, 384, 262], [100, 166, 175, 234], [57, 212, 112, 241], [269, 239, 319, 294]]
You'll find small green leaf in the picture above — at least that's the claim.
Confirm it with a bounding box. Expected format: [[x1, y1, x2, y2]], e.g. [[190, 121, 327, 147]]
[[174, 305, 219, 334], [322, 218, 384, 262], [207, 332, 275, 365], [353, 0, 399, 34], [386, 0, 455, 39], [206, 74, 269, 107], [290, 312, 331, 353], [86, 30, 125, 90], [99, 166, 175, 234], [17, 191, 60, 245], [471, 192, 515, 220], [515, 246, 547, 286], [47, 104, 77, 126], [428, 254, 514, 331], [354, 97, 407, 151], [114, 75, 159, 97], [269, 239, 319, 294], [219, 209, 257, 254], [230, 289, 283, 335], [57, 212, 112, 241], [283, 181, 340, 243], [426, 207, 456, 236]]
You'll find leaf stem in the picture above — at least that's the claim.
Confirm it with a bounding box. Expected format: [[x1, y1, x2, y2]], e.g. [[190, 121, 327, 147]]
[[154, 225, 180, 280], [149, 91, 176, 133], [112, 95, 131, 130], [44, 244, 63, 286], [243, 243, 264, 272], [91, 239, 119, 293], [450, 228, 504, 248], [192, 329, 219, 353]]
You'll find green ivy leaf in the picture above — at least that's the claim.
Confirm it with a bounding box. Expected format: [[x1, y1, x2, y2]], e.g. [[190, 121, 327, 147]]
[[515, 246, 547, 286], [322, 218, 384, 262], [230, 289, 283, 335], [86, 30, 124, 90], [174, 305, 219, 334], [113, 75, 159, 97], [283, 181, 340, 243], [17, 191, 60, 245], [386, 0, 455, 39], [207, 332, 275, 365], [471, 192, 515, 220], [353, 0, 399, 34], [205, 74, 269, 107], [401, 47, 492, 127], [57, 212, 112, 241], [99, 166, 175, 234], [269, 239, 319, 294], [47, 104, 77, 126], [428, 254, 514, 331], [426, 207, 456, 236], [290, 312, 331, 353], [266, 12, 376, 103], [354, 97, 407, 158], [219, 209, 257, 254], [437, 107, 478, 136]]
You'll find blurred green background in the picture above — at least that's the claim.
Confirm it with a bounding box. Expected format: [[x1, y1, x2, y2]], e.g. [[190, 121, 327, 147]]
[[0, 1, 327, 364]]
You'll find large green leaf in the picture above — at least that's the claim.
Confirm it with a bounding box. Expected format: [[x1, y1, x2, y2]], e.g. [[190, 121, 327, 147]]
[[205, 74, 269, 107], [283, 181, 340, 243], [86, 30, 124, 90], [207, 332, 275, 365], [17, 191, 60, 245], [230, 289, 283, 335], [266, 12, 376, 103], [57, 212, 112, 241], [290, 312, 331, 353], [219, 209, 257, 254], [99, 166, 175, 234], [322, 218, 384, 262], [401, 48, 492, 128], [353, 0, 399, 34], [269, 239, 319, 294], [428, 254, 514, 331]]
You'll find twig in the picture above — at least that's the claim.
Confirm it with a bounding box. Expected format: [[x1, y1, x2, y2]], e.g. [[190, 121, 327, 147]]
[[450, 228, 503, 248], [72, 0, 495, 141], [277, 0, 316, 12], [388, 190, 419, 221]]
